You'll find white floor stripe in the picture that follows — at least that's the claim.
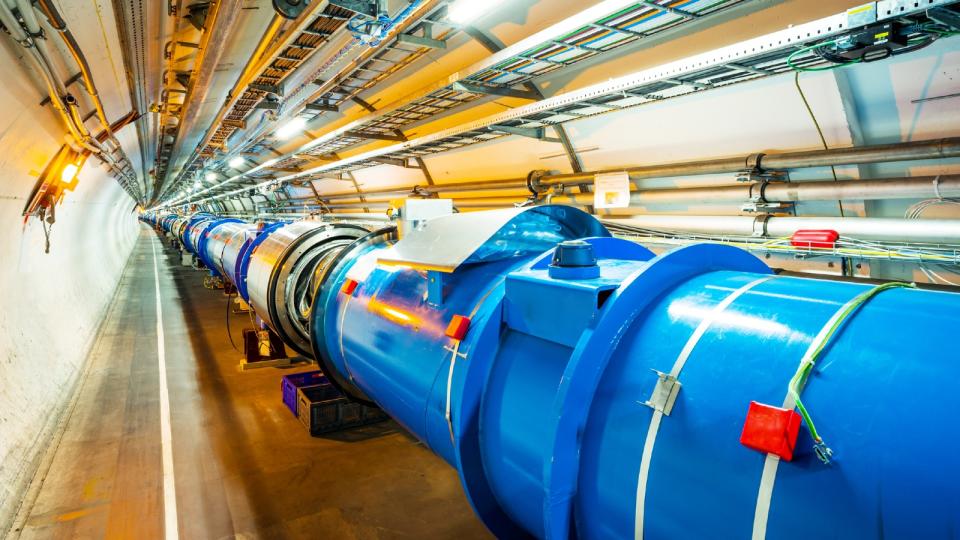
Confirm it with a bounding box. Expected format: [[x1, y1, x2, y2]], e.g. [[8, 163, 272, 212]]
[[635, 276, 774, 540], [151, 238, 180, 540]]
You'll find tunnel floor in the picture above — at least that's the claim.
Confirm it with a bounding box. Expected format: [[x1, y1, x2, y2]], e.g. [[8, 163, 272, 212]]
[[14, 225, 489, 539]]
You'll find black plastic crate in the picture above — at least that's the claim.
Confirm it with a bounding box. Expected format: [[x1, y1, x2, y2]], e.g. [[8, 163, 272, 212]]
[[296, 383, 389, 435], [281, 370, 327, 416]]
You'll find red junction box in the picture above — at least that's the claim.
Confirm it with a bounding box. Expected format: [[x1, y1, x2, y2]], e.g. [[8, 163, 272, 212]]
[[445, 314, 471, 340], [341, 278, 359, 295], [790, 229, 839, 250], [740, 401, 802, 461]]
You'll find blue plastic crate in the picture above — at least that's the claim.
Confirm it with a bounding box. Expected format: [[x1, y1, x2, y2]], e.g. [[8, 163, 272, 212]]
[[281, 370, 327, 416]]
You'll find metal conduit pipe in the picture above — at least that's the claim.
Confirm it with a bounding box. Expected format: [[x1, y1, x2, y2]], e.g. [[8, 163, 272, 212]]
[[309, 179, 532, 203], [548, 175, 960, 207], [270, 195, 528, 210], [271, 174, 960, 215], [0, 0, 139, 194], [161, 0, 244, 196], [605, 215, 960, 244], [34, 0, 114, 138], [268, 139, 960, 207], [538, 138, 960, 187]]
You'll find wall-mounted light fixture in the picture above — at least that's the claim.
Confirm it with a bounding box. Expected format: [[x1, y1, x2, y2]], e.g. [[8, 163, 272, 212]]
[[23, 145, 87, 218]]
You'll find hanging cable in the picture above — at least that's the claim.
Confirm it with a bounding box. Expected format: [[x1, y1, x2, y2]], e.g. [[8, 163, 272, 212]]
[[788, 281, 914, 464], [794, 72, 846, 218], [226, 289, 240, 351]]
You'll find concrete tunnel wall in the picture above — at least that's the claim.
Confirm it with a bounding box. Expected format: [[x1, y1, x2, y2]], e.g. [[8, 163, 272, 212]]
[[0, 39, 140, 526]]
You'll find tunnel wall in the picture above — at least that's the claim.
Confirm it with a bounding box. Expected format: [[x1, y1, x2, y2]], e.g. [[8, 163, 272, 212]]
[[0, 42, 140, 527]]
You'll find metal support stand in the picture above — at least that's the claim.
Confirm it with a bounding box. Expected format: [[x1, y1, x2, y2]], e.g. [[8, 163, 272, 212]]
[[240, 327, 297, 370]]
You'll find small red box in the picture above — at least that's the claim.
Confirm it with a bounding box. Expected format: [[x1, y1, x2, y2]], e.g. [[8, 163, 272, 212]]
[[740, 401, 802, 461], [445, 315, 471, 340], [790, 229, 839, 249], [341, 278, 359, 295]]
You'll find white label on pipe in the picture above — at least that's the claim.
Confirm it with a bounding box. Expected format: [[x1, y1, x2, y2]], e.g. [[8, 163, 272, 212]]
[[594, 171, 631, 209]]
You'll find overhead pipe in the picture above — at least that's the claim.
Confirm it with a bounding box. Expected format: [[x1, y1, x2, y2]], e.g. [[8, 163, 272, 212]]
[[222, 0, 446, 170], [537, 138, 960, 188], [174, 4, 314, 183], [160, 0, 245, 198], [244, 139, 960, 207], [560, 175, 960, 208], [296, 174, 960, 209], [35, 0, 115, 139], [605, 214, 960, 244], [0, 0, 141, 199]]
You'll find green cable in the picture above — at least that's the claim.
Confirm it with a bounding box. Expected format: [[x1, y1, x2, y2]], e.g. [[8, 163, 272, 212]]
[[786, 39, 860, 72], [786, 32, 956, 73], [787, 281, 915, 461]]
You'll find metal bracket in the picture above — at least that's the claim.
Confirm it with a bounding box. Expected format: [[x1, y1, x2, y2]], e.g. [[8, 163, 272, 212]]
[[735, 169, 787, 183], [740, 171, 793, 214], [488, 124, 560, 142], [427, 270, 444, 307], [344, 130, 406, 142], [328, 0, 385, 18], [928, 7, 960, 30], [643, 370, 681, 416], [526, 169, 548, 195], [304, 102, 338, 113], [752, 214, 772, 238], [452, 81, 540, 101], [397, 33, 447, 49], [255, 99, 281, 111], [371, 156, 408, 168], [249, 82, 282, 95], [742, 201, 794, 213]]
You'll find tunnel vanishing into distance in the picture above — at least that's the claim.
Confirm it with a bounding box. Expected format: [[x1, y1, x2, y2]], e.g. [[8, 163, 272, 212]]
[[3, 0, 960, 538]]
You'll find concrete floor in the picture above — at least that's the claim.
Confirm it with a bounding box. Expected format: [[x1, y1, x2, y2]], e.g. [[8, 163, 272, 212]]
[[12, 227, 490, 539]]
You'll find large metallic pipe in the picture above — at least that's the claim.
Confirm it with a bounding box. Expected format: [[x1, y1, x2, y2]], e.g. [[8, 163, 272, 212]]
[[539, 138, 960, 187], [245, 220, 370, 355], [605, 214, 960, 244], [217, 223, 259, 286], [566, 174, 960, 207], [35, 0, 114, 139], [180, 214, 216, 255], [284, 175, 960, 212], [201, 220, 253, 279], [161, 0, 244, 197], [308, 206, 960, 539]]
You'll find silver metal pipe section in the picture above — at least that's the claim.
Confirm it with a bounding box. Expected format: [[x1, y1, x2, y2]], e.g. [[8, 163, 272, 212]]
[[245, 221, 370, 356], [280, 175, 960, 214], [539, 138, 960, 187], [566, 175, 960, 207], [161, 0, 244, 197], [204, 221, 258, 279], [606, 215, 960, 244]]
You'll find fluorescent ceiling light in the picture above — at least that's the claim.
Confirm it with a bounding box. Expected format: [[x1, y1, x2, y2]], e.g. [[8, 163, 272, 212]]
[[276, 117, 307, 139], [205, 171, 217, 181], [448, 0, 508, 24], [228, 156, 245, 168]]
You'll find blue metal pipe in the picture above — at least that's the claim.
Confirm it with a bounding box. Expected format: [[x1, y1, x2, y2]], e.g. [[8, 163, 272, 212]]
[[197, 218, 243, 277], [308, 206, 960, 539], [235, 221, 286, 302]]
